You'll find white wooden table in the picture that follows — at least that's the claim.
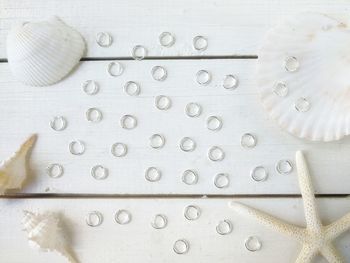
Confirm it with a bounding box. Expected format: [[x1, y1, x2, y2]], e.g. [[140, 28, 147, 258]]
[[1, 1, 350, 262]]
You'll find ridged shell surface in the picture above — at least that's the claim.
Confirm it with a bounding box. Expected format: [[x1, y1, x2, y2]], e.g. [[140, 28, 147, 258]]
[[0, 134, 36, 194], [22, 211, 77, 263], [6, 17, 85, 87], [256, 13, 350, 142]]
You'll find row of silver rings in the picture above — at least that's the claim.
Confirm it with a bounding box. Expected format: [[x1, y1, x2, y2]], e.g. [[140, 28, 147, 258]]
[[196, 70, 239, 90], [96, 32, 208, 52]]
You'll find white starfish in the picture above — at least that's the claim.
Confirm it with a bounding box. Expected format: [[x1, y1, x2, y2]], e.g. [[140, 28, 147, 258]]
[[229, 151, 350, 263]]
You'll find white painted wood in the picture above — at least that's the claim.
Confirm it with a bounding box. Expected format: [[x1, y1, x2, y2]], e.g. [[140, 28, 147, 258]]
[[0, 197, 349, 263], [1, 0, 349, 58], [1, 60, 350, 194]]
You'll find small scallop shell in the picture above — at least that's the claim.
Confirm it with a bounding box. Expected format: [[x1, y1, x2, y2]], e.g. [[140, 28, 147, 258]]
[[0, 134, 36, 194], [7, 16, 85, 87], [22, 211, 77, 263], [256, 13, 350, 142]]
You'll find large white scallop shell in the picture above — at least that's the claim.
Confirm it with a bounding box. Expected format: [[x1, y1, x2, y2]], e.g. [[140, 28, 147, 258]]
[[256, 13, 350, 142], [0, 134, 36, 194], [7, 17, 85, 87], [22, 211, 78, 263]]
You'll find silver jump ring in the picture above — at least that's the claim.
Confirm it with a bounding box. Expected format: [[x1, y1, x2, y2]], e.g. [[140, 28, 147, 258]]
[[151, 214, 168, 229], [294, 97, 311, 113], [284, 56, 300, 72], [96, 32, 113, 47], [159, 32, 175, 47], [245, 236, 262, 252], [155, 95, 172, 110], [115, 209, 132, 225], [107, 61, 124, 77], [145, 167, 162, 182], [69, 140, 85, 155], [214, 173, 230, 189], [182, 170, 198, 185], [50, 116, 67, 131], [120, 115, 138, 129], [241, 133, 257, 148], [151, 66, 168, 81], [276, 160, 293, 174], [173, 239, 190, 254], [250, 166, 268, 182], [206, 116, 223, 131], [132, 45, 147, 60], [149, 134, 166, 149], [208, 146, 225, 162], [86, 108, 103, 122], [179, 137, 196, 152], [184, 205, 201, 221], [216, 220, 233, 235], [223, 74, 239, 90], [196, 70, 211, 85], [193, 36, 208, 51], [86, 211, 103, 227], [185, 102, 202, 117], [82, 80, 99, 95], [46, 163, 64, 178], [111, 142, 128, 157], [123, 81, 141, 96], [91, 165, 109, 180]]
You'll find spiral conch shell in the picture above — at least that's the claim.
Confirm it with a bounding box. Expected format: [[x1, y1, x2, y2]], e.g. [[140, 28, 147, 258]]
[[22, 210, 78, 263], [7, 16, 85, 87], [0, 134, 36, 194], [256, 12, 350, 141]]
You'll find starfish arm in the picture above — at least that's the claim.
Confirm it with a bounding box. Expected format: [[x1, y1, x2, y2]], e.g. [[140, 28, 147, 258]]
[[229, 201, 305, 242], [320, 244, 344, 263], [295, 245, 318, 263], [326, 212, 350, 240], [296, 151, 323, 232]]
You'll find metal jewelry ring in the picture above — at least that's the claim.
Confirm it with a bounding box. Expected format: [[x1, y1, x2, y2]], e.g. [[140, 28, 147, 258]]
[[193, 35, 208, 51], [159, 32, 175, 47], [184, 205, 201, 221], [86, 211, 103, 227], [91, 165, 109, 180], [69, 140, 85, 155], [216, 219, 233, 235], [96, 32, 113, 47], [151, 214, 168, 229], [46, 163, 64, 178], [196, 70, 211, 85], [115, 209, 132, 225], [111, 142, 128, 157], [179, 137, 196, 152], [86, 108, 103, 122], [173, 239, 190, 254], [123, 81, 141, 96], [120, 115, 138, 129], [151, 66, 168, 81], [132, 45, 147, 60], [82, 80, 99, 95], [214, 173, 230, 189], [185, 102, 202, 118], [107, 61, 124, 77]]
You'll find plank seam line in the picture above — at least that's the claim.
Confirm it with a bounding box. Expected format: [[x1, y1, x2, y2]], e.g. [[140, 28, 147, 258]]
[[1, 194, 349, 199], [0, 55, 258, 63]]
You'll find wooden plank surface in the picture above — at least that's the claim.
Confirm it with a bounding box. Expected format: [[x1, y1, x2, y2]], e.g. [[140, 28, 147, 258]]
[[1, 197, 350, 263], [1, 0, 350, 58], [1, 60, 350, 195]]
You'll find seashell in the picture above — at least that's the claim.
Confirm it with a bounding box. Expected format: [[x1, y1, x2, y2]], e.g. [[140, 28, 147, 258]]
[[256, 12, 350, 142], [0, 134, 37, 194], [22, 210, 78, 263], [7, 16, 85, 87]]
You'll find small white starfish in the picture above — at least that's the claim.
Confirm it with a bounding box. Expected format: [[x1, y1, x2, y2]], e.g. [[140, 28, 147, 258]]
[[229, 151, 350, 263]]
